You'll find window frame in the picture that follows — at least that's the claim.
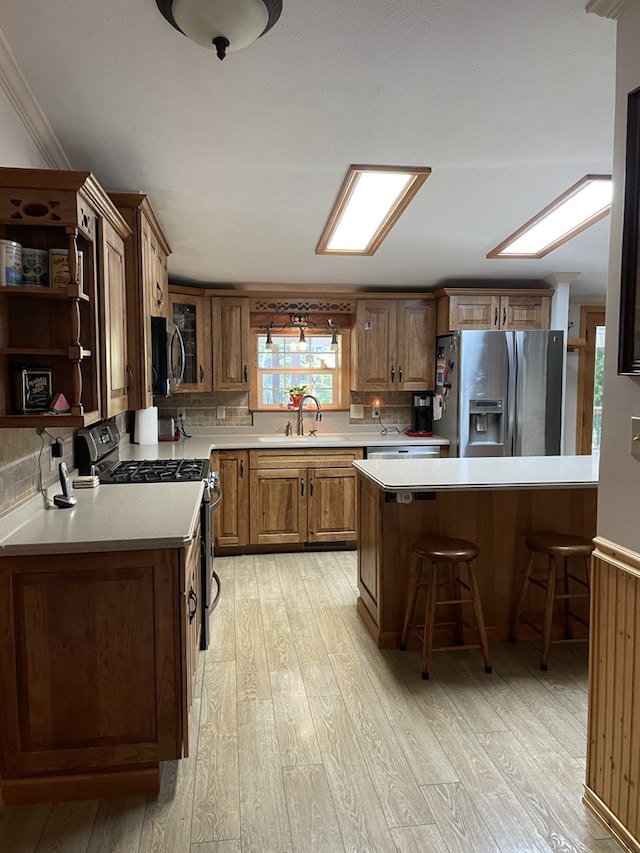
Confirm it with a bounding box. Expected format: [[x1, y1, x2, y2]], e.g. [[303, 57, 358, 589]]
[[249, 327, 351, 412]]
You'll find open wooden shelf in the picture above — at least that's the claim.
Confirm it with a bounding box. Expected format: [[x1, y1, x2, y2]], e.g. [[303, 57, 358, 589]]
[[0, 285, 90, 301], [0, 410, 101, 429]]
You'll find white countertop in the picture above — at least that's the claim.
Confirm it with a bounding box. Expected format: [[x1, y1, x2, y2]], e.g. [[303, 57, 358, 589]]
[[0, 481, 204, 556], [120, 430, 449, 460], [354, 454, 599, 492]]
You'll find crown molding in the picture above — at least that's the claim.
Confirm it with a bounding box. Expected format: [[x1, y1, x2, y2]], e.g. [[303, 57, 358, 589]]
[[585, 0, 628, 20], [0, 26, 70, 169]]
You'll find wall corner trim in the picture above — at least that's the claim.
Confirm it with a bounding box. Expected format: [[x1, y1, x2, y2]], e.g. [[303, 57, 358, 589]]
[[585, 0, 628, 20], [0, 26, 71, 170]]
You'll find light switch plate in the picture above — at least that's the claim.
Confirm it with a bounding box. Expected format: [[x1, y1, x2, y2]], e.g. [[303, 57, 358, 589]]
[[350, 404, 364, 419], [632, 417, 640, 457], [217, 406, 226, 420]]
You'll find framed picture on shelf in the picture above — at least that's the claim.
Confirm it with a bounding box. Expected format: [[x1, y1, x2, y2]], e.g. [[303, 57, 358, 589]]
[[15, 368, 52, 412]]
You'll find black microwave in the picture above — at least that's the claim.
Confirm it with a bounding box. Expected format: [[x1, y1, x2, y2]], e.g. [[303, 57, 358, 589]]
[[151, 316, 185, 396]]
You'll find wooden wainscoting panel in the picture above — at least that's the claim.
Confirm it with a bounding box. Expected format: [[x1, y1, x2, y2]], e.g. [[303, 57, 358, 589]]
[[586, 538, 640, 850]]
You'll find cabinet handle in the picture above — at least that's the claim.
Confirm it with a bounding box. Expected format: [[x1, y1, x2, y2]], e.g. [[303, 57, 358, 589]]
[[126, 364, 133, 392], [188, 587, 198, 624], [391, 365, 395, 383], [310, 477, 314, 496], [503, 306, 507, 326], [243, 364, 248, 383], [398, 365, 403, 383], [200, 365, 204, 382], [240, 459, 244, 478], [156, 282, 164, 308], [301, 478, 305, 496], [494, 307, 499, 326]]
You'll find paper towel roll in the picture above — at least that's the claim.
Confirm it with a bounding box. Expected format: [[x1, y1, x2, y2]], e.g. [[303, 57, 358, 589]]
[[134, 406, 158, 444]]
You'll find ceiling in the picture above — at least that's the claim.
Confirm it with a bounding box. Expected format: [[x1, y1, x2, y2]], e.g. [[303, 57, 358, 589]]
[[0, 1, 616, 299]]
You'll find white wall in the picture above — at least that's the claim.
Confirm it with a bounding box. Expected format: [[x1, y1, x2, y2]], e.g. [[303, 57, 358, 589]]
[[597, 0, 640, 550], [0, 85, 48, 168]]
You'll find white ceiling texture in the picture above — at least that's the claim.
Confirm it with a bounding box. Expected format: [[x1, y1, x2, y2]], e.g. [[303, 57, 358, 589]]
[[0, 1, 617, 299]]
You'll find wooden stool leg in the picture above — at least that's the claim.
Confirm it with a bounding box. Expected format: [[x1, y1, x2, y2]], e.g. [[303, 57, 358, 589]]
[[452, 563, 464, 645], [563, 556, 573, 640], [421, 562, 439, 680], [466, 559, 492, 673], [540, 555, 557, 671], [400, 552, 421, 650], [510, 549, 536, 642]]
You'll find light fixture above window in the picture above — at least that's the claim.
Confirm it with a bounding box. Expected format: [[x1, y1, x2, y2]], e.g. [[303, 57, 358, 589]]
[[316, 164, 432, 256], [487, 174, 612, 260], [260, 312, 339, 353], [155, 0, 282, 60]]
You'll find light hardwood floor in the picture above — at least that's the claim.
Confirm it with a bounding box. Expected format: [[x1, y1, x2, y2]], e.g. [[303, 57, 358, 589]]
[[0, 551, 620, 853]]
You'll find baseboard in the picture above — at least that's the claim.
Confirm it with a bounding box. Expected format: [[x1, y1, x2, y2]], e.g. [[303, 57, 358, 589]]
[[583, 785, 640, 853]]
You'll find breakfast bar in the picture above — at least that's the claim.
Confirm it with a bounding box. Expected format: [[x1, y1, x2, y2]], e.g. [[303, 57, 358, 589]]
[[354, 455, 599, 648]]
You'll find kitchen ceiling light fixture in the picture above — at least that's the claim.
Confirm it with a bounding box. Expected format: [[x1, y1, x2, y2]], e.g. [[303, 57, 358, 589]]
[[487, 174, 613, 260], [155, 0, 282, 60], [316, 165, 432, 256]]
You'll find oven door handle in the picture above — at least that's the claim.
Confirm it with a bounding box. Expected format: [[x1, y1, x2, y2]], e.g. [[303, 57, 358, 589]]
[[209, 488, 222, 510], [210, 570, 222, 612]]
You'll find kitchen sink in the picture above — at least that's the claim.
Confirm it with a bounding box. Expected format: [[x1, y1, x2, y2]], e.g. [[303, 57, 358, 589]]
[[258, 434, 350, 443]]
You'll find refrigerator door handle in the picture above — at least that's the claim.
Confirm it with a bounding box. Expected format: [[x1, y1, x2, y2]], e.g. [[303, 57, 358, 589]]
[[505, 333, 517, 455]]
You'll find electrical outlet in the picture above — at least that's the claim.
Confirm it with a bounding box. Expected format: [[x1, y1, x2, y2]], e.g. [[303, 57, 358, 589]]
[[51, 439, 63, 458], [350, 404, 364, 419], [217, 406, 226, 420], [372, 405, 380, 419]]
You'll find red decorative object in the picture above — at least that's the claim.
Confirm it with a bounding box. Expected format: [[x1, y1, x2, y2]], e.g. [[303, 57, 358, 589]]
[[290, 394, 303, 408]]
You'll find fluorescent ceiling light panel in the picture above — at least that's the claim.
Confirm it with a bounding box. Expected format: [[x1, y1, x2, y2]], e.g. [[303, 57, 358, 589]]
[[488, 174, 612, 259], [316, 165, 431, 256]]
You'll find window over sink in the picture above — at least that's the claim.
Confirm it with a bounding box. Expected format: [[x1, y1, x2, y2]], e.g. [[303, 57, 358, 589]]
[[254, 331, 345, 410]]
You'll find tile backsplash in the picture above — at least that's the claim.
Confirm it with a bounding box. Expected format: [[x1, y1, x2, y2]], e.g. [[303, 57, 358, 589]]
[[156, 390, 415, 431]]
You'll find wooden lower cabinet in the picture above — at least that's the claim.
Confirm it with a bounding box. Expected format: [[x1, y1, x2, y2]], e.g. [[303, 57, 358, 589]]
[[0, 527, 201, 804], [212, 450, 249, 547], [245, 448, 363, 547]]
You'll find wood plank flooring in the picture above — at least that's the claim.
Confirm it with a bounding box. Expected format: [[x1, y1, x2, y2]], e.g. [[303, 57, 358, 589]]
[[0, 551, 620, 853]]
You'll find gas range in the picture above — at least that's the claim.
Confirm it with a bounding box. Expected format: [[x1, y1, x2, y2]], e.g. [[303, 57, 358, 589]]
[[99, 458, 209, 484], [75, 420, 212, 485]]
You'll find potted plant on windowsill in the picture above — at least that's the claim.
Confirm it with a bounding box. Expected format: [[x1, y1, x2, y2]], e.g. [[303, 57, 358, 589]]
[[289, 384, 308, 408]]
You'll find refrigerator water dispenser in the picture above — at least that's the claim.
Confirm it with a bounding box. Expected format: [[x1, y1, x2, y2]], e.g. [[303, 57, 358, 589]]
[[468, 399, 504, 447]]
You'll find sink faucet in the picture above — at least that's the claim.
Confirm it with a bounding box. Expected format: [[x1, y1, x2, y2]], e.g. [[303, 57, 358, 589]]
[[297, 394, 322, 435]]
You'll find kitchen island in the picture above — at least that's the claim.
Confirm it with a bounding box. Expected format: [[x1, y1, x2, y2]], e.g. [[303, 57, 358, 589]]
[[354, 455, 598, 648]]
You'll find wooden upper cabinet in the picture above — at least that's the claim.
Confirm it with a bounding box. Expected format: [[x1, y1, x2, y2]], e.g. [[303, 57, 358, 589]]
[[99, 218, 129, 418], [436, 289, 552, 334], [0, 168, 130, 428], [169, 288, 211, 393], [352, 299, 435, 391], [109, 193, 171, 409], [212, 297, 250, 391]]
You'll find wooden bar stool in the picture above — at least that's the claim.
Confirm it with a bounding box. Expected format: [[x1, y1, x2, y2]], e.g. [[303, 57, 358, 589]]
[[509, 532, 593, 671], [400, 535, 492, 679]]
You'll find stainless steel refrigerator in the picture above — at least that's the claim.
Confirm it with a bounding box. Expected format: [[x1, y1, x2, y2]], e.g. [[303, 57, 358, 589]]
[[435, 330, 564, 457]]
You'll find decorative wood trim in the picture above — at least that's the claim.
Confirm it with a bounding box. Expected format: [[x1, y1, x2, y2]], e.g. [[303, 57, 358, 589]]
[[585, 0, 628, 21], [0, 28, 70, 170], [593, 536, 640, 578]]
